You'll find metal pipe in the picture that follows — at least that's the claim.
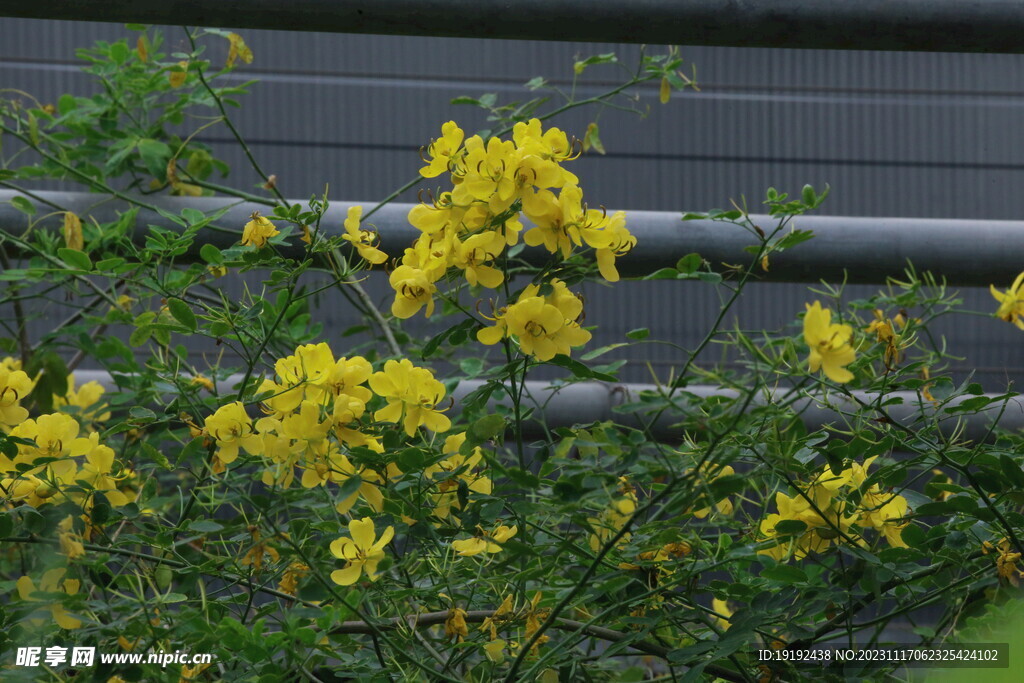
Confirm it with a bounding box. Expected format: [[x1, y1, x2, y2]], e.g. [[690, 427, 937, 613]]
[[2, 189, 1021, 286], [72, 370, 1024, 443], [2, 1, 1024, 54]]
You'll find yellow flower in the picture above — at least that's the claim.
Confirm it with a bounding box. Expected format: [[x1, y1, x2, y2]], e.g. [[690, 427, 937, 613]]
[[983, 537, 1024, 587], [342, 206, 388, 265], [419, 121, 465, 179], [190, 375, 215, 392], [77, 433, 131, 507], [711, 598, 733, 631], [241, 212, 279, 248], [991, 271, 1024, 329], [594, 211, 635, 282], [329, 517, 394, 586], [54, 374, 111, 426], [204, 402, 261, 466], [452, 523, 517, 556], [17, 567, 82, 629], [477, 279, 591, 361], [452, 232, 505, 288], [689, 464, 736, 519], [424, 432, 492, 519], [803, 301, 856, 383], [369, 359, 451, 436], [588, 482, 637, 552], [57, 515, 85, 559], [0, 366, 35, 427], [389, 265, 437, 319]]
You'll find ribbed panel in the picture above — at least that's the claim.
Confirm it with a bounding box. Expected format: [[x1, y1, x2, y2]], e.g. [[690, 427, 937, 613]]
[[3, 18, 1024, 389]]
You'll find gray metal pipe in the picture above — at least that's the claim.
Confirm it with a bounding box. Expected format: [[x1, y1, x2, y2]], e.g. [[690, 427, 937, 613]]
[[72, 370, 1024, 443], [1, 189, 1021, 286], [2, 1, 1024, 54]]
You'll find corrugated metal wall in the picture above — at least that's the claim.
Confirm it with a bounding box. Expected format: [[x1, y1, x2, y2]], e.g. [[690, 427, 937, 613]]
[[2, 18, 1024, 387]]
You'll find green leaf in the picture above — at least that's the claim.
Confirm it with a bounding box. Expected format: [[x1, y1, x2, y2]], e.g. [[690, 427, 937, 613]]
[[583, 122, 605, 155], [626, 328, 649, 340], [128, 325, 152, 347], [57, 248, 92, 271], [137, 138, 172, 179], [200, 243, 223, 264], [167, 298, 197, 331], [772, 519, 807, 535], [761, 564, 807, 583], [9, 196, 35, 216], [900, 524, 927, 549], [95, 257, 126, 272], [675, 253, 702, 274], [188, 520, 224, 533], [469, 415, 505, 442]]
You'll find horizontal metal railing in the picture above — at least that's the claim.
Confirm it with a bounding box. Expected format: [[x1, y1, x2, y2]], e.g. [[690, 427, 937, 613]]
[[1, 1, 1024, 53], [2, 190, 1021, 286], [71, 370, 1024, 443]]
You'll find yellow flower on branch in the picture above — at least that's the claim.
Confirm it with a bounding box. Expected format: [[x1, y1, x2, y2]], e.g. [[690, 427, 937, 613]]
[[329, 517, 394, 586], [204, 402, 262, 466], [419, 120, 465, 179], [369, 359, 451, 436], [803, 301, 856, 383], [990, 270, 1024, 329], [452, 523, 518, 556], [389, 265, 437, 319], [0, 365, 35, 428], [17, 567, 82, 629], [341, 206, 388, 265]]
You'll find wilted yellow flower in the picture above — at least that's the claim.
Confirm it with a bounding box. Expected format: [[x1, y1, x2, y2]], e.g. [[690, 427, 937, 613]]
[[241, 212, 279, 248], [278, 562, 309, 596], [445, 607, 469, 642], [168, 60, 189, 88], [225, 32, 254, 68], [63, 211, 84, 251], [803, 301, 856, 383]]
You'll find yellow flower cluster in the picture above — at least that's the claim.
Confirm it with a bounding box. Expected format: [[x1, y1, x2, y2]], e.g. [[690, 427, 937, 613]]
[[758, 457, 911, 561], [390, 119, 635, 321], [1, 363, 128, 514], [588, 478, 638, 552], [204, 344, 493, 524], [477, 279, 591, 361]]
